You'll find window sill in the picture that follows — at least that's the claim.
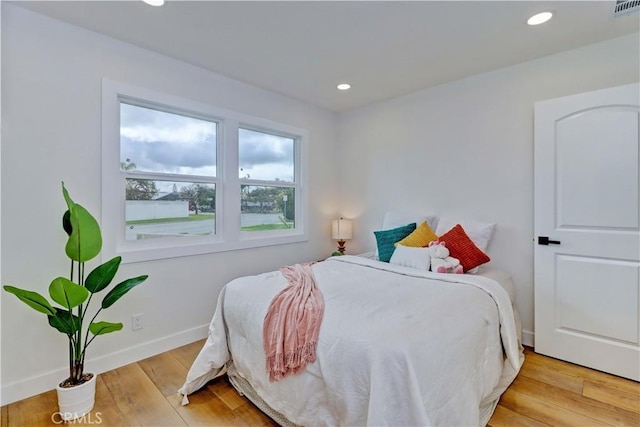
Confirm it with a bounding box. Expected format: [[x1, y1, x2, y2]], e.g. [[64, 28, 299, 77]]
[[112, 232, 308, 264]]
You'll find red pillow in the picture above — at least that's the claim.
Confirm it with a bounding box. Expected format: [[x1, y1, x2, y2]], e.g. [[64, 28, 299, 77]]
[[439, 224, 490, 272]]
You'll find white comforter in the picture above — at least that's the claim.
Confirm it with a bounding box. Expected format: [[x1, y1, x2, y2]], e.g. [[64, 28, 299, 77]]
[[179, 256, 523, 426]]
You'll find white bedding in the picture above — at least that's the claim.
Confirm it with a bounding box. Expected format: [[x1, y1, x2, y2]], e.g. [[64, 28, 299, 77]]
[[179, 255, 524, 426]]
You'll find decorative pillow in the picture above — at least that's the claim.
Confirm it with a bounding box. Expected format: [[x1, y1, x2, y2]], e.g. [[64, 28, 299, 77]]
[[435, 217, 496, 252], [389, 245, 431, 271], [374, 223, 416, 263], [382, 212, 438, 231], [439, 224, 491, 272], [395, 221, 438, 248]]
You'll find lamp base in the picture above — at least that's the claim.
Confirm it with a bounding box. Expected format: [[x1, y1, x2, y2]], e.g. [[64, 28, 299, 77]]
[[336, 239, 346, 255]]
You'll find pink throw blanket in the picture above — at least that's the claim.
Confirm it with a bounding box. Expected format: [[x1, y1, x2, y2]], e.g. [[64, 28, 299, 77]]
[[263, 262, 324, 382]]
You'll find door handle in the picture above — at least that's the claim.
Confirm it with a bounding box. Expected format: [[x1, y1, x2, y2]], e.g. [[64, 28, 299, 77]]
[[538, 236, 561, 245]]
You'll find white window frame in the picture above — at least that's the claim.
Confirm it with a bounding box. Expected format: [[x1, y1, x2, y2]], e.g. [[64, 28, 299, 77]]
[[102, 79, 308, 263]]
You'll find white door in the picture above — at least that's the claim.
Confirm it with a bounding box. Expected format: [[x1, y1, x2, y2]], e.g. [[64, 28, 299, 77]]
[[534, 83, 640, 381]]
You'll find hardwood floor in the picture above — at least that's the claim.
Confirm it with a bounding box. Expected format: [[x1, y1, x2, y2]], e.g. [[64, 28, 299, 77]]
[[2, 342, 638, 426]]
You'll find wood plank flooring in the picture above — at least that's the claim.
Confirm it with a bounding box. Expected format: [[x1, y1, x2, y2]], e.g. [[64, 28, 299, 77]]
[[2, 342, 638, 426]]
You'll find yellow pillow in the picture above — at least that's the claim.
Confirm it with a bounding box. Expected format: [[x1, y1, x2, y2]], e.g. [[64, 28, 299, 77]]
[[395, 221, 438, 247]]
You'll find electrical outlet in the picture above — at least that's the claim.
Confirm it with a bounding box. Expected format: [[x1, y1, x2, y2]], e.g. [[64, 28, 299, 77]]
[[132, 314, 143, 331]]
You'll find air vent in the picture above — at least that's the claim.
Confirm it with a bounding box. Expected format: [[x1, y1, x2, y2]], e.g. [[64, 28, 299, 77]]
[[614, 0, 640, 16]]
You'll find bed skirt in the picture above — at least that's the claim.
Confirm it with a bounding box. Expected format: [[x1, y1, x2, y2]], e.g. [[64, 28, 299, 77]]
[[227, 361, 298, 427], [225, 355, 520, 427]]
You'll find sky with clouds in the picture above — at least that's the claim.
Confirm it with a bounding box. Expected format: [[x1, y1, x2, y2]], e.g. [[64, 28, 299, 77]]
[[239, 128, 294, 182], [120, 103, 216, 177], [120, 103, 294, 188]]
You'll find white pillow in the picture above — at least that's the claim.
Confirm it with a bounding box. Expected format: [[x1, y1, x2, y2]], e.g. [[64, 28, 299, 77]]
[[382, 211, 438, 231], [435, 217, 496, 252], [389, 245, 431, 271]]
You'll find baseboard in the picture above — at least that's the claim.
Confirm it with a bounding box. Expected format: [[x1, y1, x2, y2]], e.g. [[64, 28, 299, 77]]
[[0, 323, 209, 406], [522, 329, 534, 348]]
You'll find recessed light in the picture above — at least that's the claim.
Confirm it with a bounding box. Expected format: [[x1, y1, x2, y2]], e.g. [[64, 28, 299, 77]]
[[337, 83, 351, 91], [143, 0, 165, 6], [527, 11, 553, 26]]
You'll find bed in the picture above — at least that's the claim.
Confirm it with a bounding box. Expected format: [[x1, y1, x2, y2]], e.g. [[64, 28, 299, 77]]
[[179, 254, 523, 426]]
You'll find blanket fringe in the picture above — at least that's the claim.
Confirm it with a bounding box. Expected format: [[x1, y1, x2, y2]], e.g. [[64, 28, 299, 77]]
[[266, 342, 318, 381]]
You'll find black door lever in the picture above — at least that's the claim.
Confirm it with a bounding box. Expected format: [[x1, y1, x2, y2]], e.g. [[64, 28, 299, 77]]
[[538, 236, 561, 245]]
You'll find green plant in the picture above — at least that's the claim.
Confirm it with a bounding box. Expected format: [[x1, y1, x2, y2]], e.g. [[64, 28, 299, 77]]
[[3, 183, 148, 387]]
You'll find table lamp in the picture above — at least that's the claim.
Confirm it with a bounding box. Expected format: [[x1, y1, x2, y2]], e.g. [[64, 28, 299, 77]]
[[331, 218, 353, 255]]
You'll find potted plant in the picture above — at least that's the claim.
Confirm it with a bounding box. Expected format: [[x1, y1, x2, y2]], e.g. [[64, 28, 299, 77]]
[[3, 183, 148, 421]]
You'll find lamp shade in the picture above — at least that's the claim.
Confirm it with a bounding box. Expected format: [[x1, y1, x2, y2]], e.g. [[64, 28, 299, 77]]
[[332, 218, 353, 240]]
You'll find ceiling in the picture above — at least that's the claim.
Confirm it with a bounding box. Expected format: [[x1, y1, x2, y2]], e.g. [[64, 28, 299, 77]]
[[11, 1, 640, 112]]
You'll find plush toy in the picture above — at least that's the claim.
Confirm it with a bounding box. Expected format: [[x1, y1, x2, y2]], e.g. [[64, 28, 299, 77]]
[[427, 240, 463, 274]]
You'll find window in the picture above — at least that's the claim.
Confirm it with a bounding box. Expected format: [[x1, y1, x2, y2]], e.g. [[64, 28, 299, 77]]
[[102, 80, 307, 263], [239, 128, 296, 232], [120, 102, 217, 241]]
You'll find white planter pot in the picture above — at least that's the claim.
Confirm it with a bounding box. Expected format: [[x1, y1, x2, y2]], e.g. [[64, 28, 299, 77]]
[[56, 373, 97, 421]]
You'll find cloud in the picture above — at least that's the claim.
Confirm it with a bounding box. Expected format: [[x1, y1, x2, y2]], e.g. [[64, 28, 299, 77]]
[[121, 137, 216, 174], [238, 129, 294, 179], [121, 121, 215, 145], [121, 102, 210, 133]]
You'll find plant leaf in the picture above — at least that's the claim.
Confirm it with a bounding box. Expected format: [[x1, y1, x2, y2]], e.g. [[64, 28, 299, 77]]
[[65, 203, 102, 262], [62, 182, 74, 210], [48, 308, 80, 335], [86, 257, 122, 293], [101, 275, 148, 309], [89, 321, 123, 336], [49, 277, 89, 310], [3, 285, 56, 315]]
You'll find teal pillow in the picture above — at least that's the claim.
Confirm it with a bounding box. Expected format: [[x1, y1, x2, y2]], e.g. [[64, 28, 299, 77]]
[[374, 223, 417, 263]]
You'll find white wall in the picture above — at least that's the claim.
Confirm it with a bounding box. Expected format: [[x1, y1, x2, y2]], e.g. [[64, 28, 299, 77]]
[[337, 32, 640, 346], [0, 4, 338, 404]]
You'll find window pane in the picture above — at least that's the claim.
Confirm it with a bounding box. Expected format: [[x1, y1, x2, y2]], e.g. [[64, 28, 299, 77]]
[[240, 185, 294, 231], [125, 179, 215, 240], [120, 102, 217, 176], [239, 128, 294, 182]]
